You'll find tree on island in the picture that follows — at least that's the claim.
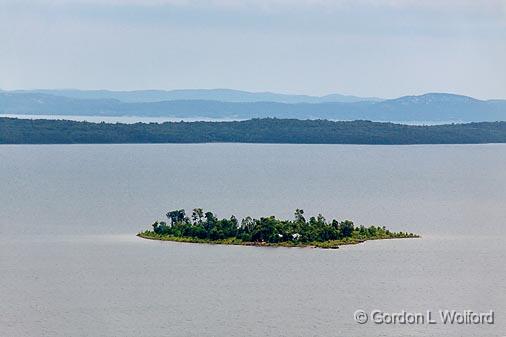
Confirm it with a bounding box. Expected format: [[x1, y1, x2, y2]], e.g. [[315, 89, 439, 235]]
[[146, 208, 418, 248]]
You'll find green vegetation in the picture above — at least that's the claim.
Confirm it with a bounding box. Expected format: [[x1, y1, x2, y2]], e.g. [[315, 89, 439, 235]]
[[2, 117, 506, 144], [137, 208, 419, 249]]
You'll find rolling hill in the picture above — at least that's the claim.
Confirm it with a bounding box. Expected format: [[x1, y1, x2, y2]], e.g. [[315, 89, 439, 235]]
[[0, 91, 505, 122]]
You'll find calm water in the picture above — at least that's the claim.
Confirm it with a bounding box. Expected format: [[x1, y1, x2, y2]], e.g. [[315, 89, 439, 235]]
[[1, 144, 505, 337]]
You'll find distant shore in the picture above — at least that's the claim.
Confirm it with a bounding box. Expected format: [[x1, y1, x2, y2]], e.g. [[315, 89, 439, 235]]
[[2, 117, 506, 145]]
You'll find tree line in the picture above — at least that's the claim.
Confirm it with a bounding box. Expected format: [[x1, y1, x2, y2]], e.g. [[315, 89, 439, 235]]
[[146, 208, 418, 244], [2, 117, 506, 144]]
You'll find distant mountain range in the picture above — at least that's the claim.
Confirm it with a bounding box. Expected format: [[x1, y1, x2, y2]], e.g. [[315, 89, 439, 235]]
[[7, 89, 382, 104], [0, 89, 505, 122]]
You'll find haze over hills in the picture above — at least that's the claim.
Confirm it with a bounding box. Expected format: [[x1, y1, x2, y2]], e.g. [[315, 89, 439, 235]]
[[0, 90, 505, 122], [8, 89, 383, 104]]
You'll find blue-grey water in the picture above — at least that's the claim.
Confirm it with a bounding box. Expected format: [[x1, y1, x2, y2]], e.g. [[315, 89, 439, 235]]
[[1, 144, 505, 337]]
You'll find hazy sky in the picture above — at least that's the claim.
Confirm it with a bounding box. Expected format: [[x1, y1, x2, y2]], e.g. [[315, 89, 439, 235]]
[[1, 0, 505, 98]]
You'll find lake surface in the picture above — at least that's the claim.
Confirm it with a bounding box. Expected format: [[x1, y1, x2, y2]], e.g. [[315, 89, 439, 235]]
[[1, 144, 505, 337]]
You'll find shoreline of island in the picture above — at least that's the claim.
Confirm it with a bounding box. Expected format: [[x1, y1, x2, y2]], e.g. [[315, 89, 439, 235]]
[[137, 231, 419, 249], [137, 208, 420, 249]]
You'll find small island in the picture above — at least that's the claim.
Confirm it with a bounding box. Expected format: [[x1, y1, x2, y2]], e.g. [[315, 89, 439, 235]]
[[138, 208, 419, 249]]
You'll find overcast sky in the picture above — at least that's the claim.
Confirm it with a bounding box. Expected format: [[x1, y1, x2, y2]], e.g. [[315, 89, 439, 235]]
[[0, 0, 505, 98]]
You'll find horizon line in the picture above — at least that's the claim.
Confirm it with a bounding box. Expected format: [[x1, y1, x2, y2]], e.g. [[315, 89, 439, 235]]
[[1, 88, 505, 101]]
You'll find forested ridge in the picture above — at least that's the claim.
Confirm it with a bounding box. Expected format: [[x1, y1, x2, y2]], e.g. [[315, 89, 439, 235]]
[[2, 117, 506, 144]]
